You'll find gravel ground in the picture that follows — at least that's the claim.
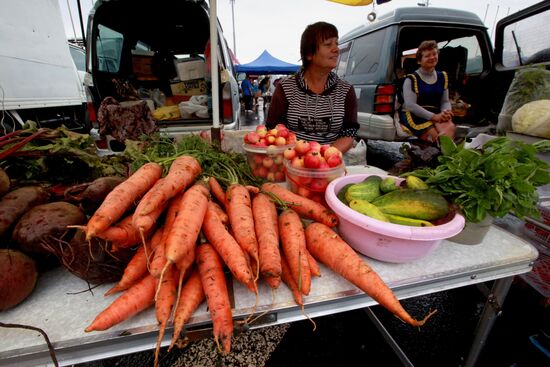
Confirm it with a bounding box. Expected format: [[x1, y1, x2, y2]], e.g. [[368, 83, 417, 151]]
[[77, 324, 290, 367]]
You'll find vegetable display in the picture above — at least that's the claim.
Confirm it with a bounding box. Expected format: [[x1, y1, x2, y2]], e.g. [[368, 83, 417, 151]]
[[0, 131, 436, 364]]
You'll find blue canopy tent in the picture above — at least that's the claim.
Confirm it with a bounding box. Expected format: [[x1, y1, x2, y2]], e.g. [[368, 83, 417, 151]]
[[234, 50, 300, 75]]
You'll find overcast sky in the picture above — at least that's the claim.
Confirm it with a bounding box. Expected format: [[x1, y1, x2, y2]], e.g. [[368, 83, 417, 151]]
[[59, 0, 540, 64]]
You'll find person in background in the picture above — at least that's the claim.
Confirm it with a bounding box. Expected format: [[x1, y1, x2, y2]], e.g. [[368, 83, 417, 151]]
[[266, 22, 358, 154], [240, 74, 254, 112], [399, 40, 456, 143], [259, 76, 271, 94], [259, 76, 272, 109], [252, 79, 260, 110]]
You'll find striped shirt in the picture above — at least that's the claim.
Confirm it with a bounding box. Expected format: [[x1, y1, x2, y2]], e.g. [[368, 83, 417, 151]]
[[266, 71, 359, 144]]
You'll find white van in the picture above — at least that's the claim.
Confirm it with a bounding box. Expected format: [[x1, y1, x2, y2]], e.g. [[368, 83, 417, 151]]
[[0, 0, 88, 134]]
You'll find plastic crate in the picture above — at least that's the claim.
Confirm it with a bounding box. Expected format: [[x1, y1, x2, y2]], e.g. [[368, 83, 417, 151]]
[[520, 205, 550, 298], [519, 250, 550, 298], [523, 205, 550, 247]]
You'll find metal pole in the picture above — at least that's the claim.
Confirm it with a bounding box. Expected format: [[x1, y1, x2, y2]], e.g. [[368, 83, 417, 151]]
[[463, 277, 514, 367], [230, 0, 236, 57], [209, 0, 221, 148], [76, 0, 86, 45]]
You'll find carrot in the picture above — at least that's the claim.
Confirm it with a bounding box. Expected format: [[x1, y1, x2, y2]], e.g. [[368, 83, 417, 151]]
[[210, 201, 229, 226], [264, 274, 281, 289], [154, 264, 178, 367], [280, 254, 303, 307], [85, 274, 157, 332], [305, 222, 435, 327], [168, 267, 205, 352], [97, 213, 154, 251], [131, 178, 171, 244], [252, 193, 281, 287], [149, 228, 167, 278], [306, 249, 321, 277], [202, 201, 256, 292], [245, 185, 260, 194], [226, 184, 259, 278], [104, 239, 159, 296], [261, 182, 339, 227], [133, 155, 201, 219], [85, 162, 162, 240], [279, 209, 310, 295], [160, 182, 209, 278], [208, 176, 226, 210], [196, 243, 233, 355]]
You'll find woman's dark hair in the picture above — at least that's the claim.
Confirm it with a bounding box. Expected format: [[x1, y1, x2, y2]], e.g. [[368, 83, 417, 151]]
[[416, 40, 438, 61], [300, 22, 338, 69]]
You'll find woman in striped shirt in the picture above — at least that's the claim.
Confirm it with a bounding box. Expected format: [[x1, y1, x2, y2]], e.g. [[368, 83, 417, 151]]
[[266, 22, 359, 154]]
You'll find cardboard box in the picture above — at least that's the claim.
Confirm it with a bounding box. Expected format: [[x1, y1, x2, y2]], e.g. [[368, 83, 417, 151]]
[[174, 58, 205, 81], [131, 54, 157, 80], [170, 79, 207, 96]]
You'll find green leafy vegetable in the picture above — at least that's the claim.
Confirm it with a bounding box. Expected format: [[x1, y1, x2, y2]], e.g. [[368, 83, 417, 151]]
[[123, 133, 262, 188], [407, 136, 550, 223]]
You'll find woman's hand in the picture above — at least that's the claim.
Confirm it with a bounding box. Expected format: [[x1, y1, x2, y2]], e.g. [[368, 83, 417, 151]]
[[431, 110, 453, 123]]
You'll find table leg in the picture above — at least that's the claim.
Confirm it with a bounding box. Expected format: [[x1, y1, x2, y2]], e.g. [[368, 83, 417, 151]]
[[463, 276, 514, 367], [364, 307, 414, 367]]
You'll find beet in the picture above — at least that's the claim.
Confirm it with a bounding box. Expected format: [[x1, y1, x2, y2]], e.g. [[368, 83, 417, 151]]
[[44, 229, 134, 284], [0, 249, 38, 311], [0, 186, 50, 238], [12, 201, 87, 255], [64, 176, 125, 215]]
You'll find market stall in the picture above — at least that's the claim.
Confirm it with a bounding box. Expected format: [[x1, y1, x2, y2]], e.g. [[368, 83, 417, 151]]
[[0, 165, 539, 367]]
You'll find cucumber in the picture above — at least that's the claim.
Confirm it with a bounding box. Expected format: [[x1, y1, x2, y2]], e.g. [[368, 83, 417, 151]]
[[349, 199, 389, 222], [345, 175, 382, 203], [371, 189, 449, 221]]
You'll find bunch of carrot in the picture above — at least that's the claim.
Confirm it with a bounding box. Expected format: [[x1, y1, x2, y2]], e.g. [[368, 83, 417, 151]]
[[81, 157, 433, 364]]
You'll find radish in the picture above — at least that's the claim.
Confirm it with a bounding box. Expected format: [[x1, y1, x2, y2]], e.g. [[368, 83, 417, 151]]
[[0, 249, 37, 311]]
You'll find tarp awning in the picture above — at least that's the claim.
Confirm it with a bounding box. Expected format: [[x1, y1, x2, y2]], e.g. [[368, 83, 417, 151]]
[[234, 50, 300, 75]]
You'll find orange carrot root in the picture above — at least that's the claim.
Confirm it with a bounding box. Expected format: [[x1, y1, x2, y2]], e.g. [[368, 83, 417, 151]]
[[196, 243, 233, 355], [305, 222, 433, 327], [253, 193, 282, 285], [85, 274, 157, 332], [279, 209, 310, 296], [261, 182, 339, 227], [86, 162, 162, 240]]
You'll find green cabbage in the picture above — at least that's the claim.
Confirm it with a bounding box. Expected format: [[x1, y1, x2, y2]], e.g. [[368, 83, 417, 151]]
[[512, 99, 550, 138]]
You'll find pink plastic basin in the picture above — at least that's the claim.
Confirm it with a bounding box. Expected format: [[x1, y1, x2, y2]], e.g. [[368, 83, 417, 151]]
[[325, 174, 465, 263]]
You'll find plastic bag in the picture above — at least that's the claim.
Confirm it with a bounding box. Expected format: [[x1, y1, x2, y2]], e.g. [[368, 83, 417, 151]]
[[496, 67, 550, 133], [343, 139, 367, 166]]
